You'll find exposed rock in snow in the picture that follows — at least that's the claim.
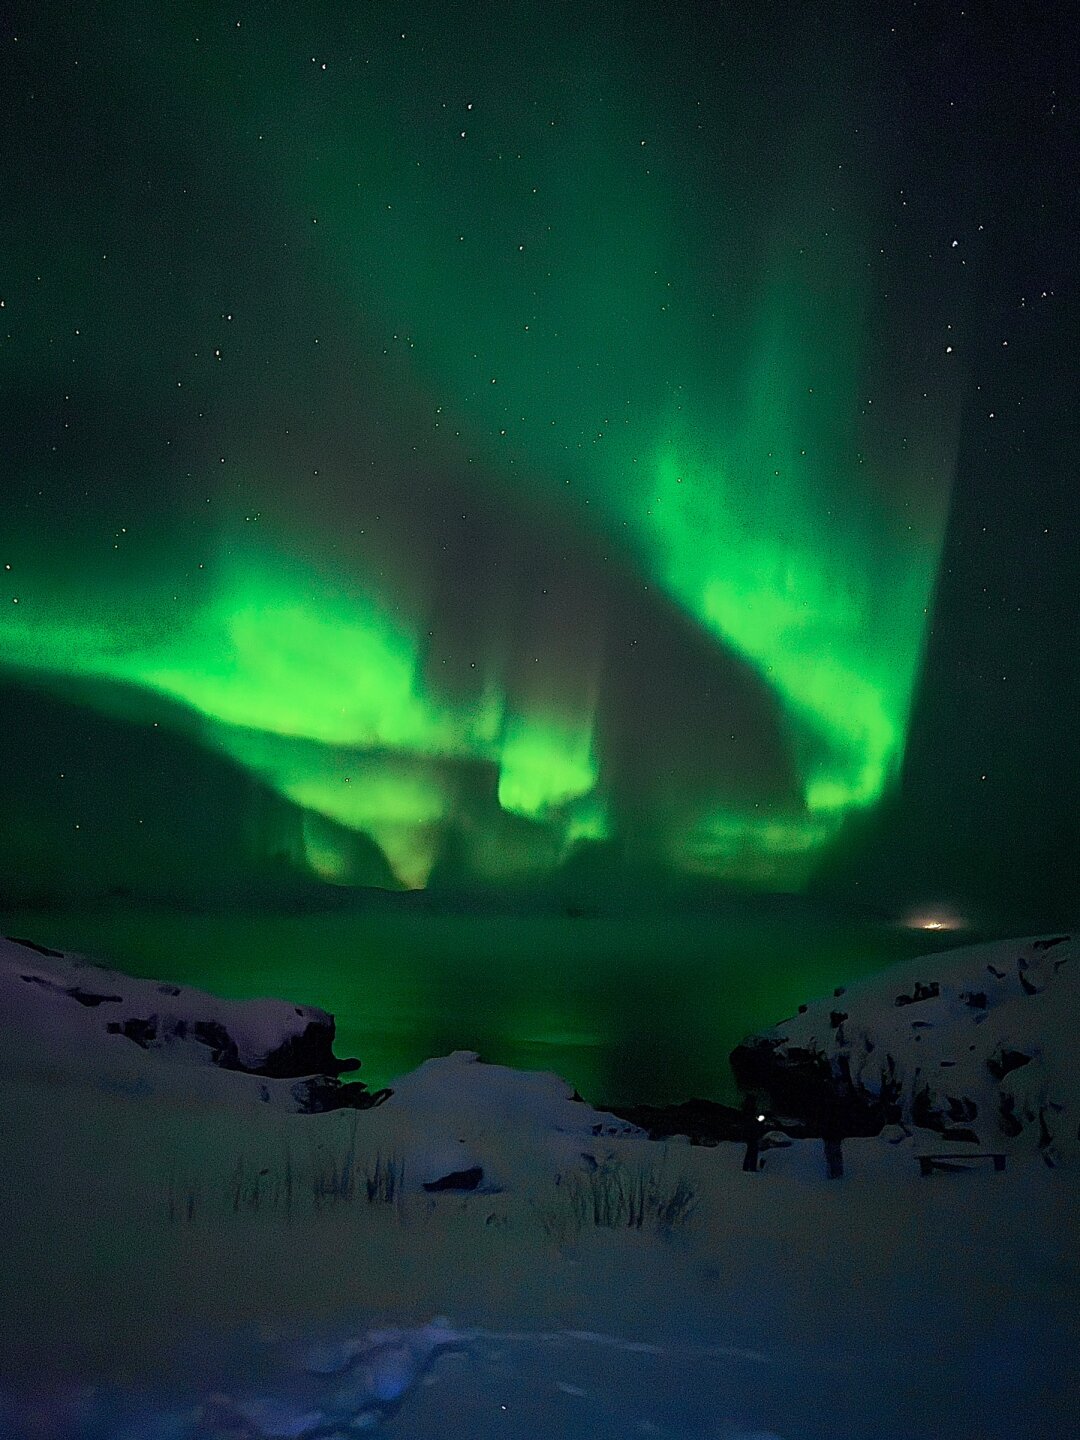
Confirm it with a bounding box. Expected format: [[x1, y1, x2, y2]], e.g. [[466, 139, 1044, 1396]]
[[731, 933, 1078, 1163], [0, 934, 387, 1113], [0, 927, 1075, 1438], [600, 1097, 746, 1145], [422, 1164, 486, 1192]]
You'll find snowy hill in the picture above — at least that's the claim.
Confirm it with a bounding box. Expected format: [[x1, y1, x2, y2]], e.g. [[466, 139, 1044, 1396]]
[[0, 933, 380, 1112], [732, 932, 1078, 1164]]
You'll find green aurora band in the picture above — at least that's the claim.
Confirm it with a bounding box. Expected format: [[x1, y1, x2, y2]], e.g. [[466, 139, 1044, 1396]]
[[0, 5, 954, 891]]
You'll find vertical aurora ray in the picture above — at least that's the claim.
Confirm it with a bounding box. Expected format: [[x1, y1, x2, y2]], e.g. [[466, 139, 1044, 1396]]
[[626, 262, 950, 862]]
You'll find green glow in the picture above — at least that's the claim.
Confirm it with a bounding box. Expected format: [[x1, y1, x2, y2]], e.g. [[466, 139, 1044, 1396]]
[[0, 7, 956, 891], [138, 556, 501, 756], [0, 549, 607, 885], [277, 30, 952, 872], [648, 411, 937, 830], [497, 715, 598, 819], [679, 809, 836, 889]]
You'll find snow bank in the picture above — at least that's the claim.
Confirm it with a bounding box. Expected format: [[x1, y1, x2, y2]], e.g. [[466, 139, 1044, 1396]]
[[0, 933, 371, 1112], [733, 932, 1078, 1164], [372, 1050, 641, 1193]]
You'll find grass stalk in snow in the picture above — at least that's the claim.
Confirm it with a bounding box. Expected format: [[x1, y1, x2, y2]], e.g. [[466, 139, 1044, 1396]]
[[540, 1154, 698, 1243], [164, 1125, 404, 1224]]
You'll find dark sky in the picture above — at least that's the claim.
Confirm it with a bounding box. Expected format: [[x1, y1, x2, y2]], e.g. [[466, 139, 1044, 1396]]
[[1, 0, 1075, 925]]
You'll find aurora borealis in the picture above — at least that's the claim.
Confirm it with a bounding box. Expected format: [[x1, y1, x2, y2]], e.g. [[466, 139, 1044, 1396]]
[[1, 0, 1075, 921]]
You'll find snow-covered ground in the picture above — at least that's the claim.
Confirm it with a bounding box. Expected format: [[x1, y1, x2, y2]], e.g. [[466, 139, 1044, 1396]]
[[0, 932, 1077, 1438]]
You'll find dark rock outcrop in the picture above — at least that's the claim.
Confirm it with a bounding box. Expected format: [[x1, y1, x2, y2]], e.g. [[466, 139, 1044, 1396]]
[[20, 972, 123, 1008], [106, 1016, 158, 1048], [729, 1037, 890, 1138], [291, 1077, 392, 1115], [257, 1022, 361, 1079], [911, 1084, 980, 1141], [998, 1093, 1025, 1137], [423, 1165, 484, 1192], [986, 1047, 1033, 1080], [9, 937, 66, 959], [895, 981, 940, 1007], [3, 934, 383, 1116], [104, 1008, 358, 1079], [603, 1098, 746, 1146]]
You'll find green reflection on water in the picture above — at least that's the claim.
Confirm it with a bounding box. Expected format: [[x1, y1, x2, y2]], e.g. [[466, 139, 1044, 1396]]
[[2, 905, 981, 1105]]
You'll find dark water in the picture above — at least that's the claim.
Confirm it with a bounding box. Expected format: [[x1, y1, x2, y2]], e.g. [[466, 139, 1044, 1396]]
[[1, 900, 985, 1104]]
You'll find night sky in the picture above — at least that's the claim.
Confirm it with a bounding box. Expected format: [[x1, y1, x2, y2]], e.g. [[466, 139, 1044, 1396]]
[[1, 0, 1076, 926]]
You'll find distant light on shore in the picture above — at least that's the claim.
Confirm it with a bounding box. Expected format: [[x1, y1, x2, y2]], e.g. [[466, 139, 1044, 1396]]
[[902, 906, 967, 933]]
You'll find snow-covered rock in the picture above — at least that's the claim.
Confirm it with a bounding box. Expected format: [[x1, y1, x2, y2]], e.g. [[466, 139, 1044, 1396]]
[[377, 1050, 642, 1194], [731, 933, 1078, 1164], [0, 934, 385, 1113], [385, 1050, 636, 1141]]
